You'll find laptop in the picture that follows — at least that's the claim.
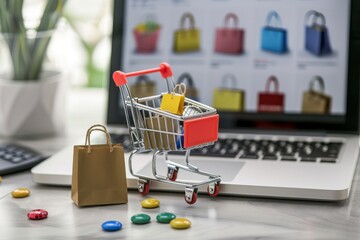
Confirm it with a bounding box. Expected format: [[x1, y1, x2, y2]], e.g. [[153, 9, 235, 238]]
[[32, 0, 360, 201]]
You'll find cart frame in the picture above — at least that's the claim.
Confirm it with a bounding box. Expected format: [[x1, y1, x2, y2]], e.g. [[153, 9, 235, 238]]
[[113, 62, 221, 204]]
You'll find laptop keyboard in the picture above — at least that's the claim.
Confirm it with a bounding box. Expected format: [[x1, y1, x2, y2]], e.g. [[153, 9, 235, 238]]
[[110, 134, 342, 163]]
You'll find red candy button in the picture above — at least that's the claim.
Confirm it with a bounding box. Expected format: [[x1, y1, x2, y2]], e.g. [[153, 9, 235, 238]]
[[27, 209, 48, 220]]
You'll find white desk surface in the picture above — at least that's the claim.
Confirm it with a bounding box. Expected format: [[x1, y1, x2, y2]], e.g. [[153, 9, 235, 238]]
[[1, 88, 360, 239]]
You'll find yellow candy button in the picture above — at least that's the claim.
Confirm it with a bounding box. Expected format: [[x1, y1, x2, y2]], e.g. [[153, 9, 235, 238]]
[[141, 198, 160, 209], [11, 188, 31, 198], [170, 218, 191, 229]]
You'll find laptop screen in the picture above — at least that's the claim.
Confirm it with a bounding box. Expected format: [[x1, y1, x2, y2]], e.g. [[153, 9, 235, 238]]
[[108, 0, 360, 133]]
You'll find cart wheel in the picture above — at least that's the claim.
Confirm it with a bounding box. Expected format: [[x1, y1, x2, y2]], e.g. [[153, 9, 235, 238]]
[[184, 188, 198, 205], [167, 167, 178, 181], [138, 180, 150, 195], [207, 182, 220, 197]]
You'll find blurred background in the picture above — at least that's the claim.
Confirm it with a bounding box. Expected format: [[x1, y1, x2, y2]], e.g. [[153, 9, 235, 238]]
[[23, 0, 113, 88]]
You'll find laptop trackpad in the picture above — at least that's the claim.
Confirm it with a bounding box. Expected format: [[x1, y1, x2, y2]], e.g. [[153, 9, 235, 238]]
[[138, 158, 244, 182]]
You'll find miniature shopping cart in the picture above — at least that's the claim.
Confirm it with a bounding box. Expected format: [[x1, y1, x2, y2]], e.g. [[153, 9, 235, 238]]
[[112, 63, 221, 204]]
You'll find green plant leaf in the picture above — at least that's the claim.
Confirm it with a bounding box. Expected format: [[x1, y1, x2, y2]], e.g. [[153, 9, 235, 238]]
[[0, 0, 67, 80]]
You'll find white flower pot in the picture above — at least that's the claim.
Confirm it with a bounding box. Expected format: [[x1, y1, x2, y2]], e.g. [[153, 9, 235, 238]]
[[0, 71, 66, 138]]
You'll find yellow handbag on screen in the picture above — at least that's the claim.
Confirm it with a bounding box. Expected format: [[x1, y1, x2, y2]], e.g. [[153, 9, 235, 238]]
[[160, 83, 186, 115], [173, 12, 200, 53], [213, 74, 245, 111]]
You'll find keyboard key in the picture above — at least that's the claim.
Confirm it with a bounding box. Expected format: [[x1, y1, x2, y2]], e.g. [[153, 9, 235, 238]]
[[3, 154, 13, 161], [23, 153, 34, 159], [262, 155, 277, 160], [320, 158, 337, 163], [239, 153, 259, 159], [281, 157, 297, 161], [280, 152, 296, 157], [11, 157, 24, 163], [300, 157, 317, 162]]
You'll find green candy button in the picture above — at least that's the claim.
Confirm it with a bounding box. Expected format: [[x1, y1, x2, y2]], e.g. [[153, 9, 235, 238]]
[[156, 212, 176, 223], [131, 214, 151, 224]]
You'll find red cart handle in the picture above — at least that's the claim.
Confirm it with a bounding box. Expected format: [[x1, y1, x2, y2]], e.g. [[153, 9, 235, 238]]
[[112, 62, 173, 86]]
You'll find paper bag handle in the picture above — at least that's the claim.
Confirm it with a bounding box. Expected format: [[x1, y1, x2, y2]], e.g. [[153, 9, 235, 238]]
[[85, 125, 114, 153], [172, 83, 187, 96]]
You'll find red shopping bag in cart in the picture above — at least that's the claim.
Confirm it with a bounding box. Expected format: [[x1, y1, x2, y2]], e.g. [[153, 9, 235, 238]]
[[258, 75, 285, 112], [214, 13, 244, 54]]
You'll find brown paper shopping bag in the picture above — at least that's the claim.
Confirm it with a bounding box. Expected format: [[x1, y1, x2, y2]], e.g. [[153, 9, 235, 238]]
[[71, 124, 128, 207], [302, 76, 331, 114], [143, 116, 179, 150]]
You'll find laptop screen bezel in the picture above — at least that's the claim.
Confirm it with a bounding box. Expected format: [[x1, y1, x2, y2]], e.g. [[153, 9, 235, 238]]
[[107, 0, 360, 134]]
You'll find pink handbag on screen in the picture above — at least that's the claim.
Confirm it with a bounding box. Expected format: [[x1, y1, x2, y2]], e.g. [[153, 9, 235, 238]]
[[214, 13, 245, 54]]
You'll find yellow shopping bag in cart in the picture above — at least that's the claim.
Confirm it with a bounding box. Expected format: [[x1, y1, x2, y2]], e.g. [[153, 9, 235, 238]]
[[160, 83, 186, 115]]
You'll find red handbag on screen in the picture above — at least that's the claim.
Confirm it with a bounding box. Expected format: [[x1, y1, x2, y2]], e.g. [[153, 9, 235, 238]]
[[134, 29, 160, 53], [133, 17, 161, 53], [214, 13, 245, 54], [258, 76, 285, 112]]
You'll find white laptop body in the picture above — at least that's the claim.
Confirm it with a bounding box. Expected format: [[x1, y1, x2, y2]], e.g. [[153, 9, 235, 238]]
[[31, 129, 359, 201]]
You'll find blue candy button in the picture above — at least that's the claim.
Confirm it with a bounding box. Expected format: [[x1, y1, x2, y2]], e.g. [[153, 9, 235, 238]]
[[101, 220, 122, 231]]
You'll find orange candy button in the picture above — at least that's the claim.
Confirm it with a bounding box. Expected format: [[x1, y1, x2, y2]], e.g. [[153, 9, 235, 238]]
[[11, 188, 31, 198]]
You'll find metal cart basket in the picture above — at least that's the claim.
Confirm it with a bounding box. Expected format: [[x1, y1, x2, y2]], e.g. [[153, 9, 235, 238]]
[[112, 63, 221, 204]]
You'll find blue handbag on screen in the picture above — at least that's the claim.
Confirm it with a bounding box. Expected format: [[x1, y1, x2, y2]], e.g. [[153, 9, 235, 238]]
[[261, 11, 287, 54], [305, 11, 332, 56]]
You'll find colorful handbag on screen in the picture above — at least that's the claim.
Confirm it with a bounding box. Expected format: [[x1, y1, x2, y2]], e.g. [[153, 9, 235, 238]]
[[258, 75, 285, 112], [133, 16, 161, 53], [176, 72, 199, 101], [213, 74, 245, 111], [130, 75, 156, 98], [304, 10, 332, 56], [214, 13, 245, 54], [302, 76, 331, 114], [173, 12, 200, 53], [261, 11, 288, 54]]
